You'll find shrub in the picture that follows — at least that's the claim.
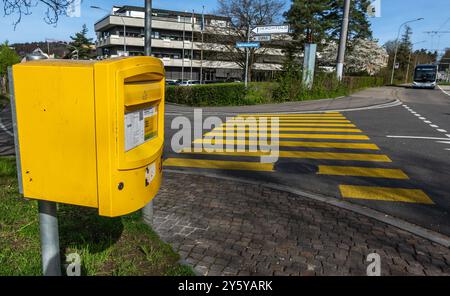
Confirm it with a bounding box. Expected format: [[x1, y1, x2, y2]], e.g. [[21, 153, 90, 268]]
[[166, 83, 248, 106]]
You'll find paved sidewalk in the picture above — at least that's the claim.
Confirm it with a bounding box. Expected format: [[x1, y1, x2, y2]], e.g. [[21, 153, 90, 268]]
[[154, 172, 450, 276], [166, 87, 400, 114]]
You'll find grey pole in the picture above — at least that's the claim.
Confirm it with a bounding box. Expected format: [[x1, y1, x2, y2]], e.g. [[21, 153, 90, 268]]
[[191, 10, 194, 81], [390, 18, 424, 85], [39, 201, 61, 276], [244, 24, 250, 87], [144, 0, 152, 56], [143, 0, 154, 226], [336, 0, 351, 81]]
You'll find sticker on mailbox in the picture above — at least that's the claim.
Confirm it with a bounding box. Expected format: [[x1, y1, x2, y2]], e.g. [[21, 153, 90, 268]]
[[125, 106, 158, 151]]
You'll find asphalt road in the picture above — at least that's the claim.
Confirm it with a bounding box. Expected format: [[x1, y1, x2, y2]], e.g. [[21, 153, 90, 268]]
[[163, 86, 450, 236], [1, 86, 449, 236]]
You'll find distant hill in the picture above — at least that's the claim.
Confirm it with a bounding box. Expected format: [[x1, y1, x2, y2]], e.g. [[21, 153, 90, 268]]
[[11, 42, 71, 58]]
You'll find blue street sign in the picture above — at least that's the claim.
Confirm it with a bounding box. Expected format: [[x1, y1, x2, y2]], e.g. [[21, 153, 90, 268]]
[[236, 42, 260, 49]]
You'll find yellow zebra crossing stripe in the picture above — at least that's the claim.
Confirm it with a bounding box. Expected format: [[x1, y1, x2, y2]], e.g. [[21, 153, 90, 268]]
[[339, 185, 433, 204], [193, 139, 380, 150], [181, 150, 392, 162], [163, 158, 274, 172], [223, 123, 357, 127], [204, 132, 370, 140], [318, 166, 409, 179], [236, 113, 343, 117], [212, 127, 362, 133], [228, 119, 352, 123]]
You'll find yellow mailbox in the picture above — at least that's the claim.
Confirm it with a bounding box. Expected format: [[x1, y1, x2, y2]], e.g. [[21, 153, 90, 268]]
[[11, 57, 165, 217]]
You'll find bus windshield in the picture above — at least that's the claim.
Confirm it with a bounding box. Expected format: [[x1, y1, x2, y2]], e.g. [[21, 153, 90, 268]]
[[414, 66, 437, 83]]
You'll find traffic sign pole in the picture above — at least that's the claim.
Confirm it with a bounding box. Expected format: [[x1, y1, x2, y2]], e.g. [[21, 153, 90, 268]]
[[245, 25, 250, 88]]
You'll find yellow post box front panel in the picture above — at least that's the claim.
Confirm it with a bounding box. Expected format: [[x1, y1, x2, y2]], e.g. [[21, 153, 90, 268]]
[[12, 57, 165, 217]]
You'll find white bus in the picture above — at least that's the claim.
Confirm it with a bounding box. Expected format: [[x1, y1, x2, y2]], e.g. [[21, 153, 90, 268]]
[[412, 64, 438, 89]]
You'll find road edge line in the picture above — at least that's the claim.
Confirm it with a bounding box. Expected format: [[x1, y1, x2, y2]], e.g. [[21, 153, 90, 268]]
[[163, 169, 450, 249], [438, 85, 450, 97]]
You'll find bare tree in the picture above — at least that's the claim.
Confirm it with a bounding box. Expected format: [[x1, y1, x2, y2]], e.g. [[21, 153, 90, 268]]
[[2, 0, 74, 28], [204, 0, 285, 82]]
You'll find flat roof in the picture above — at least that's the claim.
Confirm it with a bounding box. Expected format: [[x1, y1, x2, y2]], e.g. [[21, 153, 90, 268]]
[[115, 5, 229, 21]]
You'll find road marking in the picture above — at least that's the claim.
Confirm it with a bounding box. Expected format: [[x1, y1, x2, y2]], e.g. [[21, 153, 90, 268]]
[[414, 114, 421, 117], [437, 141, 450, 144], [419, 117, 426, 120], [446, 134, 450, 138], [0, 117, 14, 137], [437, 129, 448, 133], [318, 166, 409, 179], [181, 150, 392, 162], [339, 185, 434, 204], [223, 123, 357, 127], [163, 158, 274, 171], [193, 139, 380, 150], [213, 127, 363, 133], [438, 85, 450, 96], [205, 132, 370, 140], [234, 116, 347, 121], [387, 135, 450, 141], [236, 113, 342, 117], [430, 124, 439, 128], [424, 121, 432, 123], [228, 119, 352, 123]]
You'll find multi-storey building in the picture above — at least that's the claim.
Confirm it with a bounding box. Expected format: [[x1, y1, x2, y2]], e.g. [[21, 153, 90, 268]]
[[94, 5, 285, 81]]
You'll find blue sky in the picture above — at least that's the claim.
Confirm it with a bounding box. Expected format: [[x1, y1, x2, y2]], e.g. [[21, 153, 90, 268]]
[[1, 0, 449, 53]]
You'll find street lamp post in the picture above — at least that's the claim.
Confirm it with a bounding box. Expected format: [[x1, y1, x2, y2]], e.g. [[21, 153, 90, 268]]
[[390, 18, 424, 85]]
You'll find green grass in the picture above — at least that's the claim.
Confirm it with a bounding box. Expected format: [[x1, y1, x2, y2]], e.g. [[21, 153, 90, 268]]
[[0, 156, 195, 276], [438, 82, 450, 86]]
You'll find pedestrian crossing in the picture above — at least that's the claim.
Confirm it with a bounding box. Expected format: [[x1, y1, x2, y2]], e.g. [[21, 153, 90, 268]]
[[164, 112, 433, 204]]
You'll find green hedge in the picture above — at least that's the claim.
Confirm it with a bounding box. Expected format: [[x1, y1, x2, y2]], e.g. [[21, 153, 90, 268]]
[[166, 76, 385, 107], [166, 83, 248, 106]]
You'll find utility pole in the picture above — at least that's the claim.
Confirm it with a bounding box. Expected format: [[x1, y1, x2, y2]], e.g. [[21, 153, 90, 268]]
[[142, 0, 153, 226], [245, 23, 250, 87], [336, 0, 351, 81], [144, 0, 152, 56]]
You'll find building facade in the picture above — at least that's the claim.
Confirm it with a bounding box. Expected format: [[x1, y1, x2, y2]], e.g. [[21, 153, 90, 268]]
[[94, 6, 285, 82]]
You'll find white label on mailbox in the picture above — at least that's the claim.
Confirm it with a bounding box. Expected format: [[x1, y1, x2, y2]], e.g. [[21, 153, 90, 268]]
[[124, 106, 157, 151]]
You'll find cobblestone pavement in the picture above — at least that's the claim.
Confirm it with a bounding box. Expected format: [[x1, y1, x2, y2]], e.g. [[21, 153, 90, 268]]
[[153, 172, 450, 276]]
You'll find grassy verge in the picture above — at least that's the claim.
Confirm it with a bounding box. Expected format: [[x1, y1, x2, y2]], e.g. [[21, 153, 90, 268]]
[[0, 156, 194, 276]]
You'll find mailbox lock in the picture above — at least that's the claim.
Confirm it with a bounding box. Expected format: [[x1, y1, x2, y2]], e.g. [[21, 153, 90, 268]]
[[118, 182, 124, 190]]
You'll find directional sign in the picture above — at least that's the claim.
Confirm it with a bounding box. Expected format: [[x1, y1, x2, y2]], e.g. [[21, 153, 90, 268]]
[[236, 42, 260, 49], [252, 35, 271, 42], [252, 25, 289, 35]]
